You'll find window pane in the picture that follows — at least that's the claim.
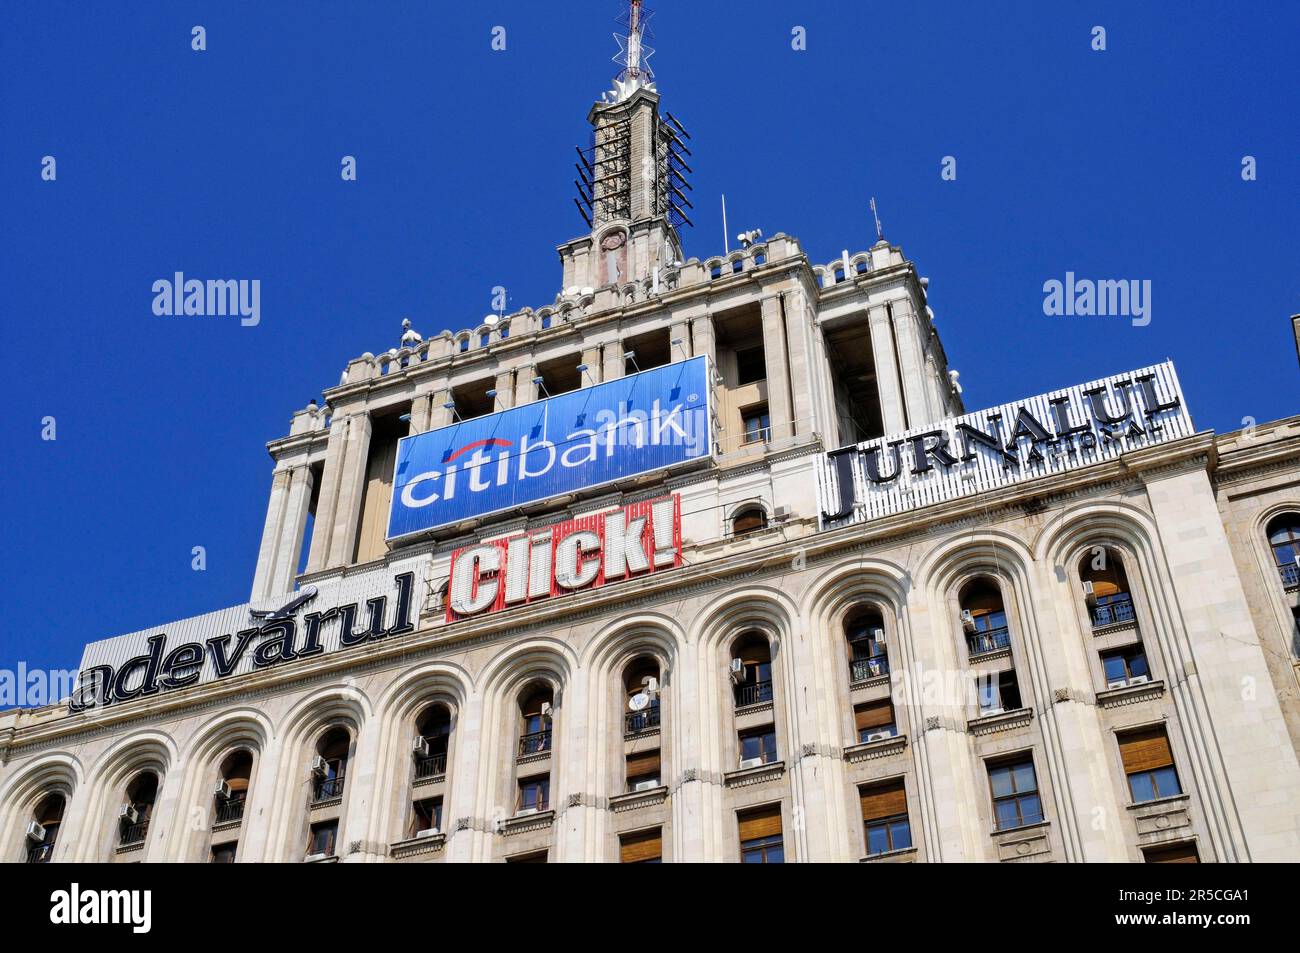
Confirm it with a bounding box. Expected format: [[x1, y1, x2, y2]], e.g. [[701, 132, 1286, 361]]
[[990, 766, 1013, 798], [995, 800, 1019, 829], [1129, 653, 1150, 679], [741, 849, 762, 863], [741, 736, 759, 759], [1129, 772, 1156, 802], [866, 825, 889, 855], [1018, 794, 1043, 825], [890, 819, 912, 851], [1102, 655, 1127, 681], [1012, 763, 1037, 793], [766, 844, 784, 864], [1153, 766, 1181, 797]]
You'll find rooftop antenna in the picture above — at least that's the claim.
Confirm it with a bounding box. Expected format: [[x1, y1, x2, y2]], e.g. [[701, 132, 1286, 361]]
[[869, 196, 884, 242], [611, 1, 656, 101], [721, 194, 729, 254]]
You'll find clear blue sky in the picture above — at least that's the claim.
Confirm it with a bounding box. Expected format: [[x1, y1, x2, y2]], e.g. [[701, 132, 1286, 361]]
[[2, 1, 1297, 686]]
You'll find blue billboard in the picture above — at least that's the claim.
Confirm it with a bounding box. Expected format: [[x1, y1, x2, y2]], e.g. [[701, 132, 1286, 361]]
[[387, 356, 713, 539]]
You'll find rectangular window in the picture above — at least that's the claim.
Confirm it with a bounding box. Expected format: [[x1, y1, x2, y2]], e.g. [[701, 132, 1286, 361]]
[[860, 779, 911, 856], [1119, 726, 1182, 803], [737, 805, 784, 863], [742, 404, 771, 444], [1142, 841, 1199, 863], [1101, 646, 1151, 687], [308, 820, 337, 857], [738, 727, 778, 766], [977, 670, 1022, 715], [412, 797, 443, 836], [854, 698, 896, 743], [626, 749, 661, 790], [988, 758, 1044, 831], [506, 850, 547, 863], [210, 843, 237, 864], [735, 346, 766, 384], [619, 827, 663, 863], [517, 775, 550, 812]]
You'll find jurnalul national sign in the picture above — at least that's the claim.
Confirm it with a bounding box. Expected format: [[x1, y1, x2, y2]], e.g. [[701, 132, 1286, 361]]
[[387, 356, 713, 540], [818, 361, 1193, 528]]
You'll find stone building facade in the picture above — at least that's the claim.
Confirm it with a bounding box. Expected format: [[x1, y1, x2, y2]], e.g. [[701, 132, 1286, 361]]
[[2, 17, 1298, 864]]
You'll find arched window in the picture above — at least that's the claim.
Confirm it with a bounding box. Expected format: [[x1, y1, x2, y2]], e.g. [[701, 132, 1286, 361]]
[[845, 607, 889, 682], [214, 749, 252, 826], [518, 686, 553, 756], [25, 793, 64, 863], [1267, 515, 1300, 588], [959, 578, 1010, 657], [414, 704, 452, 779], [119, 771, 158, 847], [1080, 548, 1136, 628], [733, 506, 768, 536], [730, 633, 773, 708], [311, 728, 350, 803], [623, 659, 661, 735]]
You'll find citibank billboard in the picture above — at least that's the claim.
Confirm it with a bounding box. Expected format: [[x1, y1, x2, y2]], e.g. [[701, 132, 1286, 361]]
[[388, 356, 713, 540]]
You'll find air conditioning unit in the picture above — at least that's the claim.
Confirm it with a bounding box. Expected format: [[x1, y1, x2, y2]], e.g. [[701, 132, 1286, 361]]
[[738, 757, 764, 770], [213, 779, 232, 800], [867, 730, 894, 742], [1082, 580, 1097, 607], [641, 676, 659, 695], [980, 707, 1004, 717], [516, 807, 539, 817], [25, 820, 46, 843], [728, 658, 745, 684], [1107, 679, 1129, 690], [412, 735, 430, 757], [773, 504, 791, 522], [310, 755, 329, 777], [633, 779, 661, 792], [960, 609, 976, 633], [871, 628, 886, 644], [540, 702, 553, 720], [118, 804, 139, 825], [1129, 675, 1150, 685], [417, 827, 441, 838]]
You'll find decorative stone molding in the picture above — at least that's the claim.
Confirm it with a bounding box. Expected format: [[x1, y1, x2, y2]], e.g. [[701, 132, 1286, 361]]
[[967, 707, 1034, 735], [723, 760, 786, 788], [849, 672, 891, 692], [1092, 619, 1140, 638], [682, 768, 699, 783], [1096, 680, 1166, 709], [115, 841, 145, 857], [609, 785, 668, 813], [924, 716, 942, 732], [1052, 688, 1071, 704], [1127, 794, 1191, 839], [390, 832, 446, 859], [968, 646, 1012, 665], [500, 809, 555, 836], [309, 795, 343, 812], [412, 772, 446, 790], [844, 734, 908, 762], [455, 816, 473, 832], [991, 820, 1052, 862], [567, 793, 585, 808], [212, 818, 242, 836], [734, 700, 775, 719], [516, 750, 552, 769]]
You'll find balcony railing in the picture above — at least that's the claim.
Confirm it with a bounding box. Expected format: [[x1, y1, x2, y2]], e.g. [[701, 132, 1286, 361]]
[[850, 656, 890, 682], [26, 843, 53, 864], [518, 729, 552, 757], [312, 776, 345, 802], [966, 626, 1011, 657], [625, 705, 661, 735], [734, 679, 773, 708], [1091, 595, 1137, 628], [1280, 562, 1300, 589], [215, 797, 246, 824], [119, 821, 149, 847], [414, 752, 448, 779]]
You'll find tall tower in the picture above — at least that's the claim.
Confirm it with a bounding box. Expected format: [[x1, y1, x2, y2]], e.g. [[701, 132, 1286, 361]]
[[561, 1, 693, 291]]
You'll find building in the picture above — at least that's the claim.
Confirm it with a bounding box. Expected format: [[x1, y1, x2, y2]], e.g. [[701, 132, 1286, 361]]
[[2, 4, 1299, 864]]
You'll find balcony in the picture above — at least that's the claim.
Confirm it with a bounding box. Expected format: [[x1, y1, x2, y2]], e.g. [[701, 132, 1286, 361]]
[[624, 705, 661, 736], [1090, 595, 1137, 628], [1280, 562, 1299, 589], [26, 843, 53, 864], [966, 627, 1011, 657], [414, 752, 448, 780], [850, 656, 890, 682], [214, 797, 246, 825], [733, 680, 773, 708], [312, 776, 345, 803], [518, 729, 552, 757], [119, 821, 149, 847]]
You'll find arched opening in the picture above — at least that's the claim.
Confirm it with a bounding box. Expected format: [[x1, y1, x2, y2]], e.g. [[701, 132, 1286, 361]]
[[414, 703, 452, 779], [1267, 514, 1300, 588], [730, 633, 773, 708], [845, 606, 889, 682], [959, 578, 1010, 657], [311, 727, 350, 803], [1079, 548, 1136, 628], [214, 749, 252, 825], [732, 505, 768, 536], [518, 685, 553, 756], [621, 657, 663, 794], [119, 771, 158, 847], [25, 793, 64, 863]]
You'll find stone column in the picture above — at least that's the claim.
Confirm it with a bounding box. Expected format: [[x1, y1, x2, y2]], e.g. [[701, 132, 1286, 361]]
[[689, 311, 716, 367], [494, 369, 515, 411], [601, 343, 625, 382], [324, 413, 372, 570], [305, 421, 352, 572], [890, 297, 937, 426], [514, 364, 537, 406], [759, 293, 795, 445], [580, 346, 603, 387], [868, 304, 907, 434], [251, 468, 293, 601]]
